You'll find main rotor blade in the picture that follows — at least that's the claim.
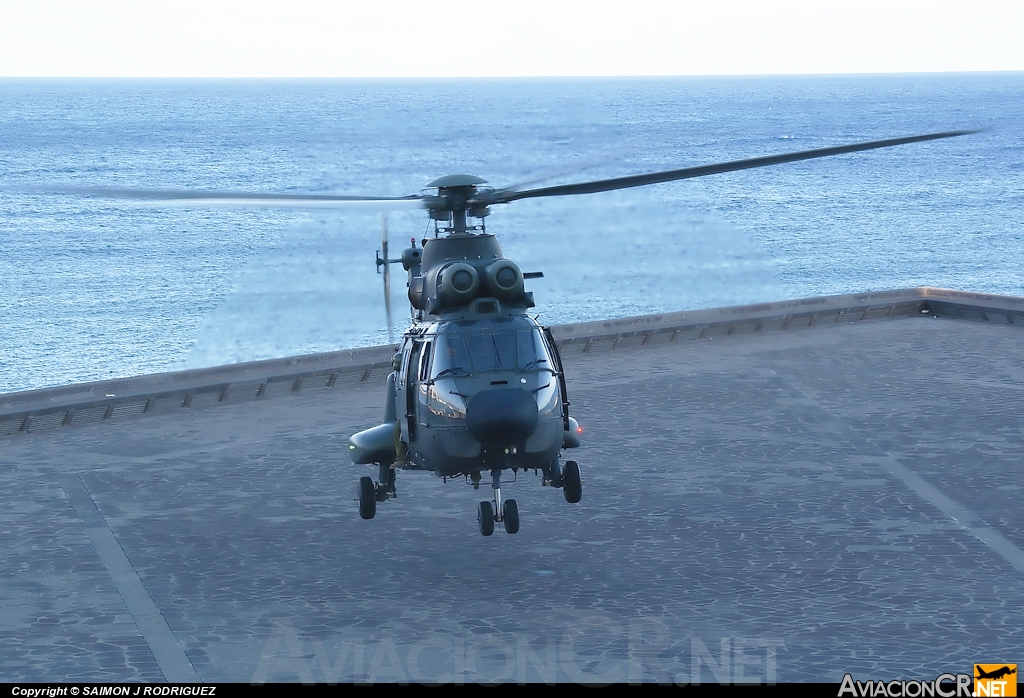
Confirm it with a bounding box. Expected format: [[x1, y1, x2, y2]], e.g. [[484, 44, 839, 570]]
[[494, 156, 613, 194], [493, 130, 980, 203], [21, 185, 426, 210]]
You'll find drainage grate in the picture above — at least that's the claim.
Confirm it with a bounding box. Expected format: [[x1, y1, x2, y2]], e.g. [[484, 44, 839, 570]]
[[70, 405, 109, 426], [729, 322, 759, 335], [365, 367, 391, 384], [333, 370, 363, 386], [616, 335, 646, 350], [262, 379, 298, 397], [27, 412, 67, 431], [224, 383, 262, 402], [674, 326, 704, 341], [863, 306, 892, 319], [0, 417, 25, 436], [299, 374, 332, 391], [646, 330, 675, 345], [584, 338, 617, 353], [556, 341, 586, 357], [148, 396, 184, 413], [188, 391, 223, 408], [110, 401, 149, 420], [758, 318, 787, 332], [702, 324, 733, 339], [889, 304, 919, 317]]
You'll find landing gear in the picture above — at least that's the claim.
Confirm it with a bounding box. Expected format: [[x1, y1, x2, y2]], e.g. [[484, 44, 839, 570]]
[[358, 476, 376, 519], [562, 460, 582, 503], [357, 465, 398, 520], [502, 499, 519, 534], [376, 463, 397, 502], [478, 501, 495, 536], [543, 458, 563, 488], [477, 468, 519, 536]]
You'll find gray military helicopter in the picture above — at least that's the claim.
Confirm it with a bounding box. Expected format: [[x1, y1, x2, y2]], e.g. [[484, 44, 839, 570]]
[[346, 129, 976, 536], [38, 129, 975, 535]]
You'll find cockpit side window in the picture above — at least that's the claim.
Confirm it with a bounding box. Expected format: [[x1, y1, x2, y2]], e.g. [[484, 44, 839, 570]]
[[431, 335, 472, 379], [517, 328, 551, 371], [403, 341, 422, 387], [419, 341, 432, 382]]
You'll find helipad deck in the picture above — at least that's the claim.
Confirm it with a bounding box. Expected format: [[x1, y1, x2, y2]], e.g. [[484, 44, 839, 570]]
[[1, 289, 1022, 683]]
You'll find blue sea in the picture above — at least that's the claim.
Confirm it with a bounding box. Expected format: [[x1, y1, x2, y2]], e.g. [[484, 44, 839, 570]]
[[1, 74, 1022, 395]]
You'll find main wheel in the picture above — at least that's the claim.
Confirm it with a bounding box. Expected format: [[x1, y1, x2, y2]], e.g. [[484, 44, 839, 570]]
[[502, 499, 520, 534], [358, 476, 377, 519], [478, 501, 495, 536], [562, 461, 582, 504]]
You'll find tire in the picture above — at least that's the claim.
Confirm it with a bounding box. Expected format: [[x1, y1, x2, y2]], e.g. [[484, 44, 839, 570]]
[[503, 499, 520, 534], [478, 501, 495, 536], [562, 461, 582, 504], [358, 476, 377, 520]]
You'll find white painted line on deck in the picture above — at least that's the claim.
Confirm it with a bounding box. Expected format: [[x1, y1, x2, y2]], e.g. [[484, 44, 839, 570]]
[[762, 369, 1024, 574], [867, 454, 1024, 573], [61, 473, 200, 682]]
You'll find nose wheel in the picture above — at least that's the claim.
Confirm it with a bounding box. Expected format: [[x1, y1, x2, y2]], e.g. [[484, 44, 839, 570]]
[[502, 499, 519, 534], [477, 500, 494, 536], [477, 497, 519, 536], [477, 468, 519, 536]]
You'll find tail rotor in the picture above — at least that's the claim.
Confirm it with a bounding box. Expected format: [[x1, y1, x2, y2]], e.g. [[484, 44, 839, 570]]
[[379, 211, 394, 344]]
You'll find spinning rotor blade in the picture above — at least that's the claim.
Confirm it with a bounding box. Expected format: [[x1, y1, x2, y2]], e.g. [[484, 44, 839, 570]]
[[489, 130, 979, 204], [496, 157, 613, 194], [22, 185, 426, 210], [381, 211, 394, 345]]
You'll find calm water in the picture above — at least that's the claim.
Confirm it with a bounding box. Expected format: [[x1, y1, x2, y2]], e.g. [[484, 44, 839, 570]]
[[1, 75, 1022, 394]]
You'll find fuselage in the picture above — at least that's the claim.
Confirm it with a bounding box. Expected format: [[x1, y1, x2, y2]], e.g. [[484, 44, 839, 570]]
[[396, 315, 564, 476]]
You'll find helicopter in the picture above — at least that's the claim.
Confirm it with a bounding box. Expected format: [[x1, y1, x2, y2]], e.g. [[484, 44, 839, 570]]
[[34, 129, 976, 536]]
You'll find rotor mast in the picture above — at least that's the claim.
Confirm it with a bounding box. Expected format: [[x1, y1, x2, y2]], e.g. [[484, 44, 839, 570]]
[[425, 174, 491, 235]]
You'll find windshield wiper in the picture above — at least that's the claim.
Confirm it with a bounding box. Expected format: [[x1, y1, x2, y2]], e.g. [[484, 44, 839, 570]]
[[521, 358, 549, 371], [490, 334, 505, 369], [433, 367, 471, 380]]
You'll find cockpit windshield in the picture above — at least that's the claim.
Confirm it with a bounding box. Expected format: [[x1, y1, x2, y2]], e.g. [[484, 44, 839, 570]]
[[430, 327, 552, 378]]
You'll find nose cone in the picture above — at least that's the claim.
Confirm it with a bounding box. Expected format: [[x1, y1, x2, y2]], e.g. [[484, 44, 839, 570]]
[[466, 389, 539, 445]]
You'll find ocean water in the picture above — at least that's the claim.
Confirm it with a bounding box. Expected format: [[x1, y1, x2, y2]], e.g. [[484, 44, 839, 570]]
[[1, 74, 1022, 395]]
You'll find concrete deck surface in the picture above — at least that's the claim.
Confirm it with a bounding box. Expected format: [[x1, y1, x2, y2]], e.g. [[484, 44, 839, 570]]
[[1, 315, 1022, 683]]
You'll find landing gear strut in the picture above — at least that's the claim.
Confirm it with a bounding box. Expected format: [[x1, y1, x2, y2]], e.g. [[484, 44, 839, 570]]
[[478, 467, 519, 536], [543, 458, 583, 504]]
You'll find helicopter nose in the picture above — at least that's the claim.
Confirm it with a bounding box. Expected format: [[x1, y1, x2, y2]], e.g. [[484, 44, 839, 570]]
[[466, 388, 539, 445]]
